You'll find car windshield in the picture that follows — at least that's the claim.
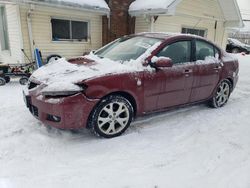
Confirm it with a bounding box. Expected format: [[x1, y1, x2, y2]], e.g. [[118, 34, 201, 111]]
[[94, 36, 163, 61]]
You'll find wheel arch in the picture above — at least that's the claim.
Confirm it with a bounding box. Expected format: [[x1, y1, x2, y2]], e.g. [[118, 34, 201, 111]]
[[226, 77, 234, 92], [103, 91, 137, 117]]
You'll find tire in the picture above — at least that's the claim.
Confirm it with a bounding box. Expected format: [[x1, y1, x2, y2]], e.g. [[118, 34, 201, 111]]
[[209, 80, 232, 108], [4, 76, 10, 83], [231, 48, 240, 54], [19, 77, 29, 85], [47, 54, 62, 64], [88, 95, 134, 138], [0, 77, 6, 86]]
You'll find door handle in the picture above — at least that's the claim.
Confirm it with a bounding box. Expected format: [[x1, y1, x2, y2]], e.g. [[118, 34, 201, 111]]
[[183, 69, 192, 73], [213, 66, 221, 70]]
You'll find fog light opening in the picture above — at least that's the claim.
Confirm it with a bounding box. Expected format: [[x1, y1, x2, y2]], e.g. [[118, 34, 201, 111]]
[[47, 114, 61, 122]]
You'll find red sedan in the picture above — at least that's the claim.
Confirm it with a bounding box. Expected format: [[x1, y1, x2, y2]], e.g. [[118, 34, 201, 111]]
[[24, 33, 239, 138]]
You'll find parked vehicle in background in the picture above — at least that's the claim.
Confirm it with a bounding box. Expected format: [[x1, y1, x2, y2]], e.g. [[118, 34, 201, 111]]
[[23, 33, 239, 138], [0, 63, 34, 86], [226, 38, 250, 54]]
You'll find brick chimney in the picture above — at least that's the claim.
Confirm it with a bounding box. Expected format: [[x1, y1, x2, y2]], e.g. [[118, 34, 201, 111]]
[[102, 0, 135, 45]]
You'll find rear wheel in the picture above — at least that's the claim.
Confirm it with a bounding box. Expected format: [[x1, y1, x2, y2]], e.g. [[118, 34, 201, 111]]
[[231, 48, 240, 54], [19, 77, 29, 85], [89, 95, 134, 138], [0, 77, 6, 86], [209, 80, 231, 108]]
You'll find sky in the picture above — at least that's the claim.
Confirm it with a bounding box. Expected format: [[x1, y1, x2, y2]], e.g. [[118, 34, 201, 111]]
[[237, 0, 250, 20]]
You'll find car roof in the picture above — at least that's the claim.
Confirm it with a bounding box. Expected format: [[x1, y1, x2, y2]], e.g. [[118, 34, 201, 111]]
[[134, 32, 204, 40]]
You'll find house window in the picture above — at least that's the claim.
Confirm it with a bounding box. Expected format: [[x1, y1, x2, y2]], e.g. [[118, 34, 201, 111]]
[[51, 18, 88, 41], [182, 27, 207, 37], [0, 6, 9, 50]]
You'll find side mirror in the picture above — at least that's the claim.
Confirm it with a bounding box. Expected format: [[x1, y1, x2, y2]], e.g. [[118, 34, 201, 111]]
[[154, 57, 173, 68]]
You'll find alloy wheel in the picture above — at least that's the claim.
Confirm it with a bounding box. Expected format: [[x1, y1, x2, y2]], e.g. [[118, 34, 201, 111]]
[[215, 81, 230, 107], [97, 102, 130, 135]]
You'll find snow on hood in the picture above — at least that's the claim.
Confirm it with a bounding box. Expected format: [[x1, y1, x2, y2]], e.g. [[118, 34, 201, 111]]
[[31, 56, 134, 92]]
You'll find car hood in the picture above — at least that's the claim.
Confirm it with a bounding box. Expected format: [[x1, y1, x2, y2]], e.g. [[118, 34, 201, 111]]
[[30, 54, 145, 92]]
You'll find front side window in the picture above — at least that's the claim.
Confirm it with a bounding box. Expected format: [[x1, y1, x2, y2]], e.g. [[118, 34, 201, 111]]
[[157, 41, 191, 64], [196, 40, 218, 60], [51, 18, 88, 41]]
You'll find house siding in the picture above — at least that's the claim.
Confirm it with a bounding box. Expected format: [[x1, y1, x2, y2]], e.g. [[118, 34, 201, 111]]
[[19, 5, 103, 62], [4, 4, 23, 64], [135, 0, 228, 48]]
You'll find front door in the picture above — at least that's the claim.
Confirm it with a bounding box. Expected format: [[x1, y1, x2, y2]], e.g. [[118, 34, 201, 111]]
[[143, 40, 195, 112]]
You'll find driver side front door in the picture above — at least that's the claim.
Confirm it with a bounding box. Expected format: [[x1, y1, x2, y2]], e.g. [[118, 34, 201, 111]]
[[143, 40, 195, 112]]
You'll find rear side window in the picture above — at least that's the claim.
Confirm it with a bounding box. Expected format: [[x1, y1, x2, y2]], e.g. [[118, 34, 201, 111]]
[[196, 40, 219, 60], [157, 41, 191, 64]]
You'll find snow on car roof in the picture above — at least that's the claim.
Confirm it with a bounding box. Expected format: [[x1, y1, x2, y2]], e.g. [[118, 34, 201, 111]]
[[228, 38, 247, 47]]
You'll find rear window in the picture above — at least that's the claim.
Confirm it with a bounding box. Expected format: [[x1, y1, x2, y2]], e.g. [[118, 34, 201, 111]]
[[196, 40, 219, 60]]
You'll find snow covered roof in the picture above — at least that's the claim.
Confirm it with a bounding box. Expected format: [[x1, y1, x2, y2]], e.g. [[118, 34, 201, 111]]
[[2, 0, 110, 15], [129, 0, 243, 28], [129, 0, 180, 16]]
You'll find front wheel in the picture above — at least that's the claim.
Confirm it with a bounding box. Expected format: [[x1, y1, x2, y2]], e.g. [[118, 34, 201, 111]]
[[209, 80, 231, 108], [88, 95, 134, 138]]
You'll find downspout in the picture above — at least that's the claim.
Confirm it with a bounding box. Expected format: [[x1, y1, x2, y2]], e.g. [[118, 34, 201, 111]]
[[27, 8, 34, 60], [150, 16, 154, 32], [214, 20, 217, 42]]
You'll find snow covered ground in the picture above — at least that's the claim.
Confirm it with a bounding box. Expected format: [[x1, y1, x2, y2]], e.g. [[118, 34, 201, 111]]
[[0, 54, 250, 188]]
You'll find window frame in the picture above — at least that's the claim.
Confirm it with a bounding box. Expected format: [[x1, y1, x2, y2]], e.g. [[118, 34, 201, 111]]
[[181, 26, 208, 38], [155, 39, 193, 65], [50, 17, 90, 43]]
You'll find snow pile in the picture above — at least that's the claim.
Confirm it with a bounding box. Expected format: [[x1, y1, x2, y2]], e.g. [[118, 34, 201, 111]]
[[129, 0, 176, 11]]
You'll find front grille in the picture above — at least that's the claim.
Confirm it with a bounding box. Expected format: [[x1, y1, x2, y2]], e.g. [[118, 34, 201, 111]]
[[26, 96, 31, 108], [29, 105, 39, 117], [46, 114, 61, 122], [28, 81, 39, 90]]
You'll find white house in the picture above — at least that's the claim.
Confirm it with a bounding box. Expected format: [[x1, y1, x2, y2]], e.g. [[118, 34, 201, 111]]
[[129, 0, 243, 48], [0, 0, 109, 64]]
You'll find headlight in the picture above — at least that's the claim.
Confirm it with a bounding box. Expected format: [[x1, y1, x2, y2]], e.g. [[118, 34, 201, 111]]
[[41, 84, 88, 97], [41, 90, 82, 97]]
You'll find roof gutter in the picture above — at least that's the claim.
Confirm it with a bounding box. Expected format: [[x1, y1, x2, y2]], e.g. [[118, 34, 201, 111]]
[[129, 8, 175, 17]]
